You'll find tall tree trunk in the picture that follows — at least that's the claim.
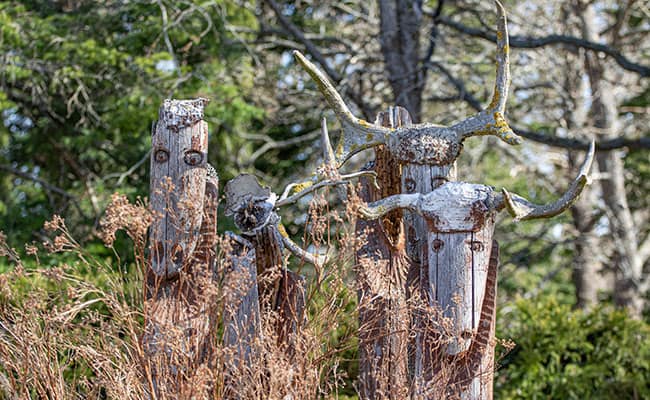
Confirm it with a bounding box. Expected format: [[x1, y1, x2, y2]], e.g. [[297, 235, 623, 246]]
[[378, 0, 424, 122], [557, 17, 608, 308], [576, 1, 646, 317]]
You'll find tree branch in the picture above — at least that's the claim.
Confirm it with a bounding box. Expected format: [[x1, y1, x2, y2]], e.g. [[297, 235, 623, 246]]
[[262, 0, 374, 119], [638, 232, 650, 265], [247, 129, 321, 165], [425, 64, 650, 151], [438, 16, 650, 77], [0, 164, 75, 198], [263, 0, 341, 82]]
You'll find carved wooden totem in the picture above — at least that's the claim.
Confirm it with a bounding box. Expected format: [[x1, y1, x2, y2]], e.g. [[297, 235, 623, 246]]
[[146, 98, 219, 396], [294, 1, 594, 398], [221, 174, 309, 399]]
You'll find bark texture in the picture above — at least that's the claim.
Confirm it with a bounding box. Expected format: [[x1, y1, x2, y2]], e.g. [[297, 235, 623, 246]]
[[576, 1, 647, 317], [222, 236, 262, 400], [379, 0, 424, 122], [404, 181, 498, 400], [355, 107, 410, 400]]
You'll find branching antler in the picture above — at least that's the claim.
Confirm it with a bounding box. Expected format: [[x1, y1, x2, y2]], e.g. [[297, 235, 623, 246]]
[[277, 117, 378, 207], [450, 0, 522, 145], [294, 0, 522, 168], [357, 142, 595, 223], [497, 141, 595, 221], [294, 50, 391, 166]]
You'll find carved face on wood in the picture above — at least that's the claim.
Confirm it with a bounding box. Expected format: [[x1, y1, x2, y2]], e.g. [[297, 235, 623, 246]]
[[149, 99, 209, 277]]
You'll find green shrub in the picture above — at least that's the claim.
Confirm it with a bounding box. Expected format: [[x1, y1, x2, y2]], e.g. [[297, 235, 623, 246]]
[[496, 297, 650, 399]]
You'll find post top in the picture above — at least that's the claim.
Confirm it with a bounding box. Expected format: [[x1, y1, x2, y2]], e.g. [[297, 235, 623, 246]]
[[160, 98, 209, 132]]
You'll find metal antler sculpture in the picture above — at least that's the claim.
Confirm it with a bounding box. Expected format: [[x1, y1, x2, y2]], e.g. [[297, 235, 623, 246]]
[[294, 1, 594, 398]]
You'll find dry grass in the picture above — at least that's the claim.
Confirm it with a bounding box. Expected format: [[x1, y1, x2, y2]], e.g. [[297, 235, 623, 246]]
[[0, 187, 509, 399], [0, 189, 361, 399]]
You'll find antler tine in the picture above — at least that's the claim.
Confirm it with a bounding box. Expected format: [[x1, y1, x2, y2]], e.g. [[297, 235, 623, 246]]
[[321, 117, 337, 171], [497, 141, 595, 221], [357, 193, 421, 220], [491, 0, 510, 114], [450, 1, 522, 146], [293, 50, 391, 166]]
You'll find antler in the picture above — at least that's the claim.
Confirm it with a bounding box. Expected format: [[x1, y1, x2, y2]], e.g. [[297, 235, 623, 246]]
[[358, 142, 595, 222], [295, 1, 522, 170], [450, 0, 522, 146], [293, 51, 392, 166], [497, 141, 595, 221], [276, 118, 378, 207]]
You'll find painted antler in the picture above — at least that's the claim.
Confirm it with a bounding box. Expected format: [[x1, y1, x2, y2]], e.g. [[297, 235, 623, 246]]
[[357, 141, 595, 223], [294, 0, 521, 168]]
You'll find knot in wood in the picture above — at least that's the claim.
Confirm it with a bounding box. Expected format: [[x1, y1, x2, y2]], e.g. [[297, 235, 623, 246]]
[[388, 126, 461, 166], [233, 196, 276, 234]]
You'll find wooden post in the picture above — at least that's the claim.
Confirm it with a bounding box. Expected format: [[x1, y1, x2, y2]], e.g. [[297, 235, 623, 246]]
[[222, 174, 307, 398], [356, 107, 500, 399], [401, 180, 498, 398], [293, 2, 594, 396], [145, 98, 218, 397], [222, 234, 262, 400], [356, 107, 410, 399]]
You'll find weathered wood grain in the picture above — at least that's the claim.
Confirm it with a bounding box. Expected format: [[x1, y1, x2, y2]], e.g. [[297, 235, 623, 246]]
[[222, 234, 262, 400], [149, 98, 209, 277], [403, 180, 497, 400], [253, 225, 306, 355], [356, 106, 410, 400], [144, 99, 219, 398]]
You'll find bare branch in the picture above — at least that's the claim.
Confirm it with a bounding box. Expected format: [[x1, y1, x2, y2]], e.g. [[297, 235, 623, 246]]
[[514, 127, 650, 151], [101, 149, 152, 185], [247, 130, 321, 165], [263, 0, 341, 82], [438, 16, 650, 77], [276, 170, 378, 208], [429, 61, 650, 151], [0, 164, 75, 199], [279, 226, 323, 268]]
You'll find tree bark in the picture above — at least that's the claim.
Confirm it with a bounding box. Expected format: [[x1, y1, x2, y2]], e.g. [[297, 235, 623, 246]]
[[576, 1, 646, 317], [556, 20, 609, 309], [356, 107, 410, 400], [378, 0, 425, 122]]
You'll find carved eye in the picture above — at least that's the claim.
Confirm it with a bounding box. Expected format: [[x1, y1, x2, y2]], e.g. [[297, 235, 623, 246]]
[[184, 150, 203, 166], [469, 241, 484, 251], [405, 178, 416, 193], [154, 149, 169, 163]]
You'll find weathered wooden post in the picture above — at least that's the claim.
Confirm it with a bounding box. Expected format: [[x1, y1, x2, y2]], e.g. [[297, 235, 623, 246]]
[[355, 108, 411, 399], [221, 174, 311, 398], [294, 1, 595, 398], [145, 98, 219, 397]]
